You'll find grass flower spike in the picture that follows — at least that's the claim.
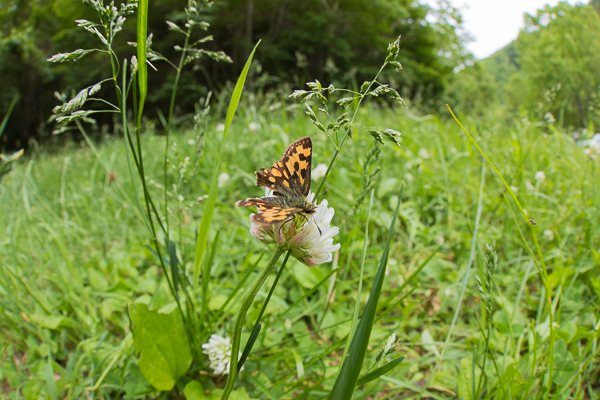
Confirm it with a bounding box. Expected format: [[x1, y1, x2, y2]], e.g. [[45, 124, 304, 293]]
[[249, 192, 340, 266]]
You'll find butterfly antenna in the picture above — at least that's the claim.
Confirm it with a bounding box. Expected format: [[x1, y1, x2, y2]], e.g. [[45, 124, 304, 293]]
[[297, 213, 322, 235]]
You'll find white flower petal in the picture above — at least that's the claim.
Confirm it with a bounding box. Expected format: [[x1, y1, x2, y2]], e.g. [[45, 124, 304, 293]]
[[202, 334, 234, 376]]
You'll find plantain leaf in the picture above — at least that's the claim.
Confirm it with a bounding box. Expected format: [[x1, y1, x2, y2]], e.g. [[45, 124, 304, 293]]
[[130, 303, 192, 391]]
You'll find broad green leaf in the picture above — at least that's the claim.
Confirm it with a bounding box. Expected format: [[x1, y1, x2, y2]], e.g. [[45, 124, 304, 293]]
[[290, 262, 325, 288], [184, 381, 221, 400], [130, 303, 191, 391], [29, 314, 69, 330], [223, 40, 261, 140], [184, 387, 254, 400]]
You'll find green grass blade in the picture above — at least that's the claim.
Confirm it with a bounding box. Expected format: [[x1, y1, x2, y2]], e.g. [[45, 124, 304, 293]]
[[238, 323, 261, 372], [221, 247, 285, 400], [201, 231, 219, 320], [0, 95, 18, 139], [356, 356, 405, 386], [342, 190, 374, 361], [329, 191, 402, 399], [239, 250, 292, 370], [44, 357, 58, 400], [192, 40, 261, 288], [136, 0, 148, 124], [446, 105, 555, 393], [167, 238, 180, 297], [223, 39, 261, 140], [380, 246, 440, 313], [193, 167, 219, 288]]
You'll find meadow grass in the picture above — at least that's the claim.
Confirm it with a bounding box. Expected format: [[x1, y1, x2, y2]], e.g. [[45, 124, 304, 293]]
[[1, 99, 598, 398]]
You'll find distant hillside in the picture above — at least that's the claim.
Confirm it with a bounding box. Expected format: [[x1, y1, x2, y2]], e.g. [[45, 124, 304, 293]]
[[480, 42, 518, 87], [445, 2, 600, 128]]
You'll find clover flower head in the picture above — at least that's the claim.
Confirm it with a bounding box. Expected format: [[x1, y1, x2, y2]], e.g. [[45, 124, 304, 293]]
[[202, 334, 236, 376], [249, 192, 340, 266], [218, 172, 231, 188], [248, 121, 260, 132], [588, 133, 600, 151], [583, 133, 600, 159], [535, 171, 546, 183]]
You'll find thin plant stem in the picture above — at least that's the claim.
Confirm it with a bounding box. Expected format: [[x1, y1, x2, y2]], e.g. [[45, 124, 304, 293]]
[[436, 165, 486, 369], [446, 105, 555, 395], [221, 246, 286, 400], [314, 62, 389, 198], [239, 250, 292, 370], [163, 24, 193, 235]]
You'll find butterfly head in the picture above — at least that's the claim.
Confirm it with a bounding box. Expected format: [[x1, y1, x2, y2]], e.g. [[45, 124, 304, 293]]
[[302, 199, 317, 215]]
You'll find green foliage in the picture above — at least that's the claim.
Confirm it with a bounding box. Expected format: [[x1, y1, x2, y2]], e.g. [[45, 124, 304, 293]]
[[211, 0, 465, 97], [130, 303, 192, 391], [512, 2, 600, 128], [1, 105, 599, 397], [0, 97, 23, 182], [329, 192, 401, 398], [0, 149, 24, 183], [1, 1, 599, 399], [0, 0, 466, 149], [446, 2, 600, 129]]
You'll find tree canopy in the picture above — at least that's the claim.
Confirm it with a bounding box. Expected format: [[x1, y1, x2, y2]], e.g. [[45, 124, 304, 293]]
[[0, 0, 466, 149]]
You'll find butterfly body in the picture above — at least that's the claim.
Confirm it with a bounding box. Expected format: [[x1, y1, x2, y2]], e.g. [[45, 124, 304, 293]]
[[237, 136, 315, 224]]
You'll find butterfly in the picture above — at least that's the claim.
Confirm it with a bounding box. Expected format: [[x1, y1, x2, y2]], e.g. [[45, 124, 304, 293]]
[[236, 136, 316, 224]]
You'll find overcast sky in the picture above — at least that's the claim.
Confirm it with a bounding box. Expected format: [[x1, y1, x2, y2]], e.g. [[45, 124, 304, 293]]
[[424, 0, 581, 59]]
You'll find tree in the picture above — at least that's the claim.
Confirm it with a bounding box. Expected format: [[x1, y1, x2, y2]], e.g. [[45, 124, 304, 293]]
[[512, 2, 600, 128]]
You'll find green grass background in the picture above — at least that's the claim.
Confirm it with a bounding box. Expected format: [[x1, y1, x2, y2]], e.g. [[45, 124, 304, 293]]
[[1, 104, 599, 398]]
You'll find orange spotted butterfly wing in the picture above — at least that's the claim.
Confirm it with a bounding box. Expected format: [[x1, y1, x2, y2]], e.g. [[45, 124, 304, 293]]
[[237, 137, 316, 224]]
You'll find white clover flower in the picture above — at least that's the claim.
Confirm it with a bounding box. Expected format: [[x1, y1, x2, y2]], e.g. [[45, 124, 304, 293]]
[[543, 229, 554, 241], [218, 172, 230, 188], [312, 163, 328, 181], [535, 171, 546, 183], [248, 121, 260, 132], [202, 334, 238, 376], [216, 123, 225, 133], [248, 193, 340, 266], [584, 148, 598, 159], [583, 133, 600, 159], [588, 133, 600, 151]]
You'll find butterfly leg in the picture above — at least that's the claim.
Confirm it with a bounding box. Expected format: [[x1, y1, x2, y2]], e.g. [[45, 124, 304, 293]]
[[277, 214, 299, 240]]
